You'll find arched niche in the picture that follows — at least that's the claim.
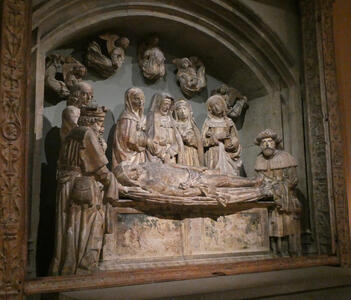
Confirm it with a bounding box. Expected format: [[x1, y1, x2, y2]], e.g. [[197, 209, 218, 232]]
[[29, 0, 308, 277]]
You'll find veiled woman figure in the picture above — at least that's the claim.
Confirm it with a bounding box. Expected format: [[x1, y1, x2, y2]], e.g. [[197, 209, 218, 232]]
[[112, 87, 147, 169], [202, 95, 242, 176], [146, 93, 183, 163], [174, 99, 204, 166]]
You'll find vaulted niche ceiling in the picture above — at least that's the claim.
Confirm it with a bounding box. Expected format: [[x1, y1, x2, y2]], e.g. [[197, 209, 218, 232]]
[[33, 0, 297, 100]]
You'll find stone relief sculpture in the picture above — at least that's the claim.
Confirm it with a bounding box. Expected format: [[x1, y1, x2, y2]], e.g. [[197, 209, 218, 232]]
[[173, 56, 206, 98], [138, 36, 166, 81], [86, 33, 130, 78], [45, 54, 87, 100], [254, 129, 301, 257], [60, 82, 94, 142], [115, 161, 271, 207], [211, 84, 248, 122], [173, 99, 204, 166], [202, 95, 242, 176], [51, 105, 119, 275], [112, 87, 148, 169], [146, 93, 183, 163]]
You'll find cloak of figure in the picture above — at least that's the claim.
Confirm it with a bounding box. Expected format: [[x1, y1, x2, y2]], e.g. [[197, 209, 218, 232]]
[[51, 106, 119, 275], [254, 128, 301, 256], [138, 36, 166, 81], [211, 84, 248, 122], [173, 99, 204, 166], [173, 57, 206, 98], [146, 93, 184, 163], [60, 82, 93, 142], [112, 87, 148, 168], [86, 33, 130, 78], [202, 95, 242, 176]]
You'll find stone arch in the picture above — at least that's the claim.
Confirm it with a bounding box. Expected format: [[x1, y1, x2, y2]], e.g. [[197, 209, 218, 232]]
[[29, 0, 307, 276]]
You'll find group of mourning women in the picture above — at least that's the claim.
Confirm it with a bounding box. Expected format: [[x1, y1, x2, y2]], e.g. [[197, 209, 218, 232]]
[[113, 87, 242, 175]]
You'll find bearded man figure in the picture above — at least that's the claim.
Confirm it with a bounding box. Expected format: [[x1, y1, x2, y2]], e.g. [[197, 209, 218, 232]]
[[254, 129, 302, 257]]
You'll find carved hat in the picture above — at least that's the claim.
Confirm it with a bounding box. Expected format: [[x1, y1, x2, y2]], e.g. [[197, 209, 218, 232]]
[[78, 105, 107, 126], [254, 128, 282, 146]]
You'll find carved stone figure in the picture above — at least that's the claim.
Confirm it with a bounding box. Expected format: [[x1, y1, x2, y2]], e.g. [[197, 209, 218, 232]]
[[211, 84, 248, 122], [60, 82, 94, 142], [138, 36, 165, 81], [173, 57, 206, 98], [115, 161, 271, 206], [45, 54, 87, 100], [202, 95, 242, 176], [146, 93, 183, 163], [254, 129, 301, 257], [112, 87, 148, 169], [63, 59, 87, 92], [51, 106, 119, 275], [174, 99, 204, 166], [86, 33, 130, 78]]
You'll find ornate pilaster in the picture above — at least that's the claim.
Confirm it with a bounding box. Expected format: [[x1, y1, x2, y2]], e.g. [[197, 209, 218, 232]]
[[319, 0, 351, 266], [0, 0, 32, 298], [300, 0, 351, 263], [300, 0, 333, 255]]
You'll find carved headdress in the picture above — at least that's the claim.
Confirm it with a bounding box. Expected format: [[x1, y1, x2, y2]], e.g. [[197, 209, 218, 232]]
[[78, 105, 107, 126], [204, 95, 233, 128], [174, 99, 204, 165], [254, 129, 297, 171], [121, 87, 145, 122], [146, 92, 184, 153], [254, 128, 282, 147]]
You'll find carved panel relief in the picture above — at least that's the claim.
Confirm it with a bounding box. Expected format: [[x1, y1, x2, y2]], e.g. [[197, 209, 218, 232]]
[[0, 0, 31, 298]]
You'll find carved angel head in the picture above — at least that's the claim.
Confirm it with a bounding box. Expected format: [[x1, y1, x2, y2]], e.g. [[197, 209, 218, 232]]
[[173, 57, 206, 98], [138, 36, 166, 80]]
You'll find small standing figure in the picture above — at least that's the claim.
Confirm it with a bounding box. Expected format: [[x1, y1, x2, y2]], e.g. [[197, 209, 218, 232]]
[[51, 105, 119, 275], [202, 95, 242, 176], [254, 129, 301, 257], [173, 99, 204, 166], [138, 36, 166, 81], [86, 33, 130, 78], [146, 93, 183, 163], [112, 87, 148, 168], [173, 57, 206, 98], [60, 82, 93, 142], [211, 84, 248, 122]]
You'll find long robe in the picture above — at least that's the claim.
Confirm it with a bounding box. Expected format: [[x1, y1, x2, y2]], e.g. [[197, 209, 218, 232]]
[[202, 116, 241, 176], [112, 113, 146, 168], [255, 150, 300, 239], [51, 126, 118, 275], [175, 118, 204, 167], [146, 94, 183, 163]]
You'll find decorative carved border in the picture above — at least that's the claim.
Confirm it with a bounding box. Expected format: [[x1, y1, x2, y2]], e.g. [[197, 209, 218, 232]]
[[300, 0, 351, 263], [300, 0, 334, 255], [0, 0, 348, 297], [0, 0, 31, 298], [319, 0, 351, 266]]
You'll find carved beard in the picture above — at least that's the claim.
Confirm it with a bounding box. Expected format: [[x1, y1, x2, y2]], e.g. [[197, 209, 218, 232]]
[[262, 147, 275, 158]]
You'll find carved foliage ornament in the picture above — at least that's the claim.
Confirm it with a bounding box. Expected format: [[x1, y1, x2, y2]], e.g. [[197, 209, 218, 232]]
[[0, 0, 30, 297]]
